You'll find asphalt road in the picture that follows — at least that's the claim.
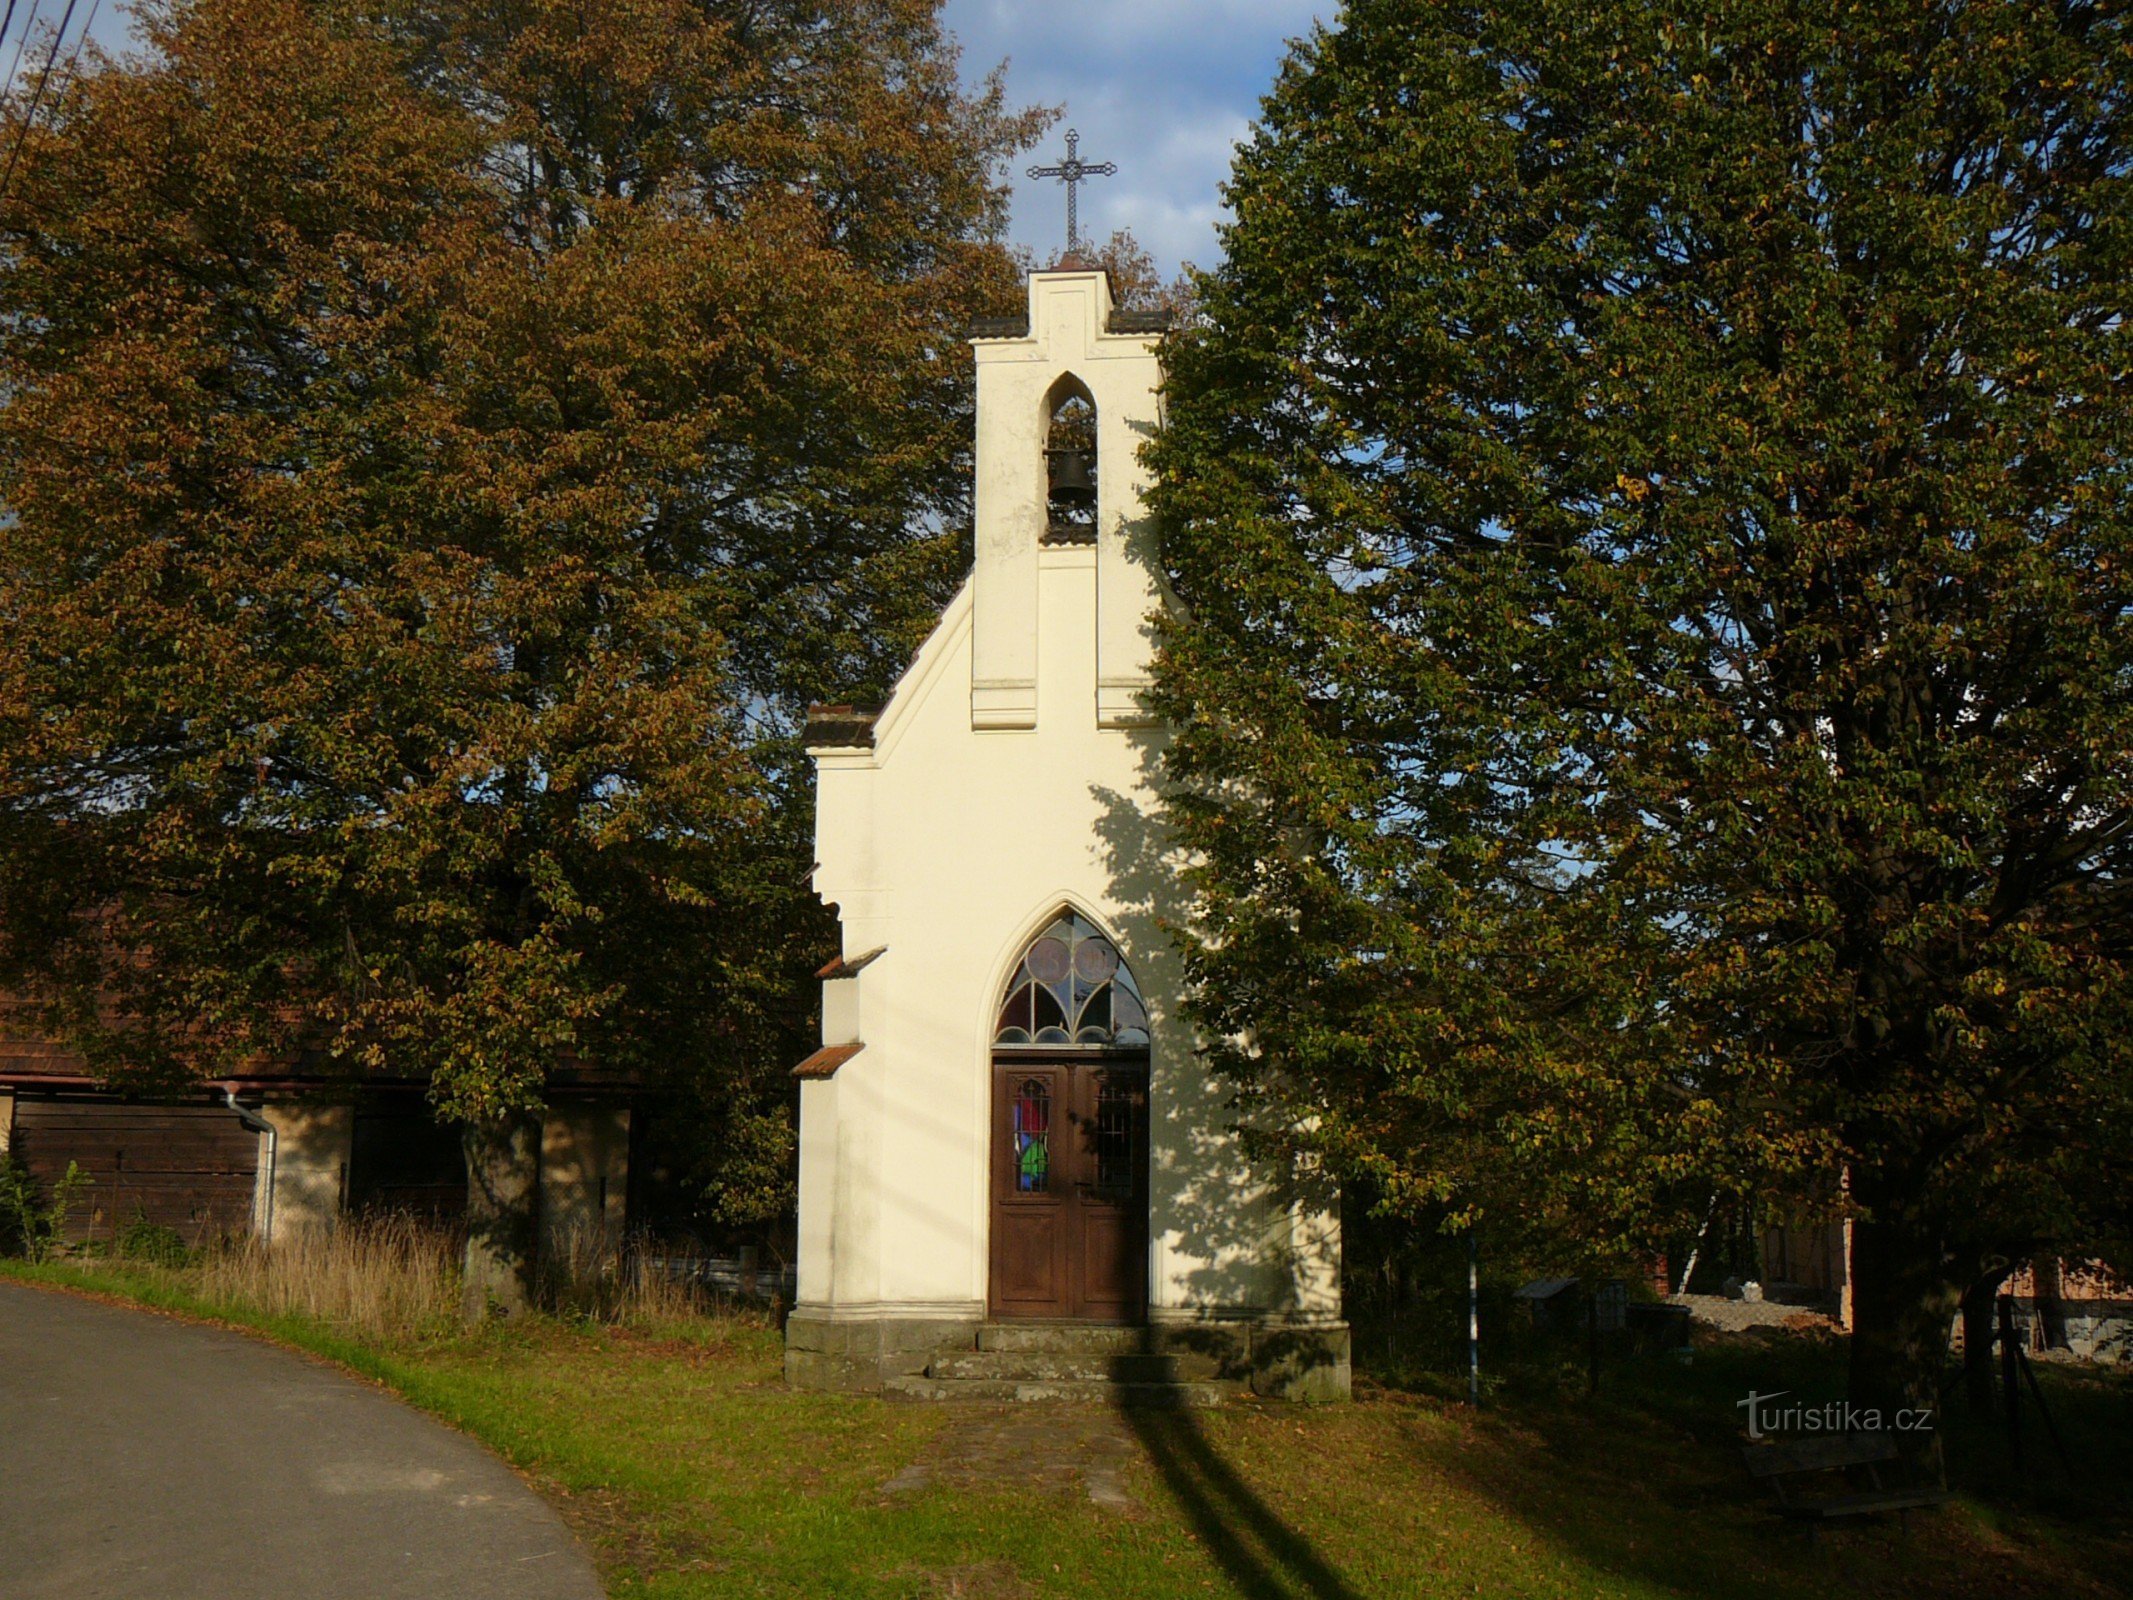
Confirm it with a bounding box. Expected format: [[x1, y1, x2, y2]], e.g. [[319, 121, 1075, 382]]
[[0, 1281, 605, 1600]]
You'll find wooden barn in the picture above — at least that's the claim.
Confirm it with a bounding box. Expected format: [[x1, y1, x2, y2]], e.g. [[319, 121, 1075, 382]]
[[0, 1006, 638, 1251]]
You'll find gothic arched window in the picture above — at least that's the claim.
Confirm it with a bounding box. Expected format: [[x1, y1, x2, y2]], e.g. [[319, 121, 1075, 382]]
[[994, 912, 1148, 1048], [1043, 375, 1097, 543]]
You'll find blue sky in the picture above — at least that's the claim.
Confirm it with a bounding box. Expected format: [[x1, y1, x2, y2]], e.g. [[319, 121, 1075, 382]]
[[942, 1, 1332, 275], [69, 0, 1331, 275]]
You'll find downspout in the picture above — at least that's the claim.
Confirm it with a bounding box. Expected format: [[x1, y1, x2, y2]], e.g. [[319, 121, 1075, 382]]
[[219, 1086, 275, 1244]]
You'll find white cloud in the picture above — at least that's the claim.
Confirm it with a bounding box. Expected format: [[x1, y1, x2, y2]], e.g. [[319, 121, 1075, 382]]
[[943, 0, 1337, 272]]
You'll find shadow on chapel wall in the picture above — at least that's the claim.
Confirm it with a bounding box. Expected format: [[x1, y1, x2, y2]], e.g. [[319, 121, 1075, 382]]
[[1089, 416, 1341, 1394], [1091, 742, 1341, 1348]]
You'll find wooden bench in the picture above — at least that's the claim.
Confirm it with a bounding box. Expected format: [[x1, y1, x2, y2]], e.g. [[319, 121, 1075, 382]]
[[1742, 1433, 1950, 1533]]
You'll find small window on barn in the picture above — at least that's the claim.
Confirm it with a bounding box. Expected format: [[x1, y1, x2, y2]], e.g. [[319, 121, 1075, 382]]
[[994, 912, 1148, 1048], [1042, 375, 1097, 543]]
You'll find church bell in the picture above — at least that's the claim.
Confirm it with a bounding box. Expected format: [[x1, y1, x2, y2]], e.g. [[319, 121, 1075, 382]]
[[1046, 447, 1096, 509]]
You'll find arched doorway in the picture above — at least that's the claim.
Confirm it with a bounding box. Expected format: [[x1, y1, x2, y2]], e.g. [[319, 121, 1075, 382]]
[[989, 911, 1150, 1321]]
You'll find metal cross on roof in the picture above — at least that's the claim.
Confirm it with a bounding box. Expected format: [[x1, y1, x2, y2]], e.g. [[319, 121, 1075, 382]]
[[1027, 128, 1116, 255]]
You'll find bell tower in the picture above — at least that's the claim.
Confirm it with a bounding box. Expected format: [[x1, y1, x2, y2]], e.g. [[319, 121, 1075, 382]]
[[968, 266, 1169, 730]]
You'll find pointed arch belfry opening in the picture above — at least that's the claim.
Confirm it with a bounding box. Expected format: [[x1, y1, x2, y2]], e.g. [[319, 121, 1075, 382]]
[[989, 909, 1149, 1322], [1041, 373, 1098, 544]]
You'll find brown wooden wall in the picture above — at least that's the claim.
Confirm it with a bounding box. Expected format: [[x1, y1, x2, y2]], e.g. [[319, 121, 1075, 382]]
[[9, 1097, 258, 1245]]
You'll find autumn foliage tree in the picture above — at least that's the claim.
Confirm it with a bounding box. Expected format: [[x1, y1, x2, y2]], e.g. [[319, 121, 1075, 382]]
[[1072, 227, 1201, 324], [1150, 0, 2133, 1419], [0, 0, 1039, 1303]]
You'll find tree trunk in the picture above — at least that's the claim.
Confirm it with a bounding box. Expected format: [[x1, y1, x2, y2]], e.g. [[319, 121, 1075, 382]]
[[1960, 1266, 2013, 1415], [2033, 1256, 2071, 1351], [1847, 1207, 1958, 1458], [461, 1112, 541, 1319]]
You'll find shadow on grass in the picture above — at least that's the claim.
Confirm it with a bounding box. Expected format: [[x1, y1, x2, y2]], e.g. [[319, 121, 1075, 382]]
[[1120, 1402, 1366, 1600], [1385, 1328, 2133, 1600]]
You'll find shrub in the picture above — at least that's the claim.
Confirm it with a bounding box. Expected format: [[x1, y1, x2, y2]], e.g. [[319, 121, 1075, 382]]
[[115, 1212, 191, 1267], [0, 1158, 90, 1263]]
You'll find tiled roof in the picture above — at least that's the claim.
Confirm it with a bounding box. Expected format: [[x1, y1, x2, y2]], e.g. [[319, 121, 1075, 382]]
[[792, 1041, 864, 1080], [968, 307, 1175, 340], [814, 947, 886, 980], [0, 1000, 638, 1093], [804, 703, 882, 750]]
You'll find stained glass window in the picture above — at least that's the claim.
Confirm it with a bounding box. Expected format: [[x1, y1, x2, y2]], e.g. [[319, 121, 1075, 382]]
[[994, 913, 1149, 1048], [1013, 1078, 1051, 1192]]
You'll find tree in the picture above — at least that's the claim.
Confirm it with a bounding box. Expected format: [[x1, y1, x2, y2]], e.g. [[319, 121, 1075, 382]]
[[379, 0, 1045, 713], [0, 0, 1039, 1304], [1149, 0, 2133, 1422], [1073, 228, 1202, 324]]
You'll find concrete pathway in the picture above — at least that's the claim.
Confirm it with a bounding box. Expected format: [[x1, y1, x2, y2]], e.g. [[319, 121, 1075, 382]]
[[880, 1404, 1139, 1508], [0, 1281, 604, 1600]]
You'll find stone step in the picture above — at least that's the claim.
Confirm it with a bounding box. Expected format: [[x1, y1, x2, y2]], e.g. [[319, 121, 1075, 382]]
[[975, 1322, 1151, 1356], [927, 1350, 1180, 1384], [882, 1374, 1235, 1408]]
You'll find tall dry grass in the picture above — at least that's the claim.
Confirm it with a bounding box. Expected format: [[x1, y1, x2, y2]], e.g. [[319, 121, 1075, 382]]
[[541, 1217, 761, 1328], [184, 1213, 466, 1340], [90, 1211, 756, 1341], [540, 1215, 627, 1320]]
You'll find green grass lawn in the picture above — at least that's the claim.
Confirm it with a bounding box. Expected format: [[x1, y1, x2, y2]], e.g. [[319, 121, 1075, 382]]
[[5, 1259, 2128, 1600]]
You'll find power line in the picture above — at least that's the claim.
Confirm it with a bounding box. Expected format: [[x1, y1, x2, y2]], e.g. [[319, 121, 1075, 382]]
[[0, 1, 44, 113], [4, 0, 102, 213], [0, 4, 26, 73], [43, 0, 92, 113], [0, 0, 78, 214]]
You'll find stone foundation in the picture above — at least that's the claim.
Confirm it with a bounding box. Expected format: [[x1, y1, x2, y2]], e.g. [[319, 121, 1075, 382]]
[[785, 1307, 1352, 1401], [1144, 1316, 1351, 1402], [783, 1309, 980, 1392]]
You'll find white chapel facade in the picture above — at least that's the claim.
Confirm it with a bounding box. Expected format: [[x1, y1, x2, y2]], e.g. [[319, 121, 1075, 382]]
[[783, 265, 1349, 1400]]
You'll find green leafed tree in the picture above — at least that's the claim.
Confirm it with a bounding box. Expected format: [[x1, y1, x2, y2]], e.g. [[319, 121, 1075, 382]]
[[0, 0, 1039, 1305], [1149, 0, 2133, 1418]]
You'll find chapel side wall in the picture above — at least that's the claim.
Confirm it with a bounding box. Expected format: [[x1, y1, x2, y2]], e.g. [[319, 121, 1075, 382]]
[[855, 953, 984, 1315], [794, 1077, 837, 1303]]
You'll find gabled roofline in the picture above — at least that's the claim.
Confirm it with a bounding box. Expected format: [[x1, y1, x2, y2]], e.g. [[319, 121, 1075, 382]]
[[867, 575, 973, 763], [806, 576, 975, 770]]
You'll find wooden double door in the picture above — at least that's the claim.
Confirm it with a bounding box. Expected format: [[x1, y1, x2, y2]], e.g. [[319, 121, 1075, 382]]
[[988, 1056, 1149, 1322]]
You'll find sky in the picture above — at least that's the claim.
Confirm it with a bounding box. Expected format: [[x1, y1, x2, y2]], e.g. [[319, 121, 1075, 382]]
[[62, 0, 1334, 276], [941, 1, 1332, 275]]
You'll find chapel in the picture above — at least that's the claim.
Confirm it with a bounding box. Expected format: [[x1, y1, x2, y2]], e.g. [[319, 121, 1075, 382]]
[[784, 263, 1349, 1401]]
